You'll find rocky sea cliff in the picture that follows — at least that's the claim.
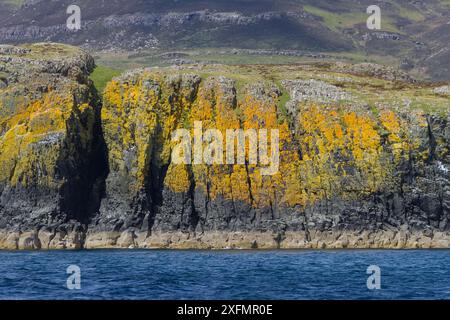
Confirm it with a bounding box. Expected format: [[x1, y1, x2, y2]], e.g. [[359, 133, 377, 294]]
[[0, 43, 449, 249]]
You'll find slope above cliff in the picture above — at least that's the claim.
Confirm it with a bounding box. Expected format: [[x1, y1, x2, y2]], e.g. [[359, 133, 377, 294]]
[[2, 0, 450, 81]]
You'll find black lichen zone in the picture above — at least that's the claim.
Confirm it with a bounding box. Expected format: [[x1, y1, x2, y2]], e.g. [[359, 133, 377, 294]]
[[57, 84, 108, 225]]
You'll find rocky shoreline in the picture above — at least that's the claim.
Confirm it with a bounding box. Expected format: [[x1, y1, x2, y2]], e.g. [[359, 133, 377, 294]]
[[2, 229, 450, 250]]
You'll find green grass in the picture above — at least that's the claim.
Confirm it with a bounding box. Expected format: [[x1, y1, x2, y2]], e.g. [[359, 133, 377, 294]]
[[303, 4, 404, 34], [16, 43, 83, 60], [91, 60, 449, 115], [89, 65, 122, 94], [94, 51, 167, 71], [192, 51, 306, 65], [2, 0, 25, 7], [276, 83, 292, 125], [303, 5, 369, 32], [389, 3, 425, 22]]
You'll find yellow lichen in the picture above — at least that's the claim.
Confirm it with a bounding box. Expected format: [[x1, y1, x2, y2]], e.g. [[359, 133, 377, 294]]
[[0, 89, 96, 188], [101, 74, 427, 211]]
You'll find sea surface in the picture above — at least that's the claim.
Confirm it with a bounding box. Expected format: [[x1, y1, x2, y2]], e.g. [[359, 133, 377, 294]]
[[0, 249, 449, 300]]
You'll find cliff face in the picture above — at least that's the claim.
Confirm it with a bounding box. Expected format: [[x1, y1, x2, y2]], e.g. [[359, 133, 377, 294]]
[[0, 43, 106, 249], [89, 70, 450, 249], [0, 44, 449, 249]]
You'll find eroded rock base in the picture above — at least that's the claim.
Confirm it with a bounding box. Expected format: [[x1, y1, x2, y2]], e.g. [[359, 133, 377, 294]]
[[2, 229, 450, 250]]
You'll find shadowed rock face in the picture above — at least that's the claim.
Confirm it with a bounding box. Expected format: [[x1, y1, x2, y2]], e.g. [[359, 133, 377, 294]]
[[0, 43, 449, 249]]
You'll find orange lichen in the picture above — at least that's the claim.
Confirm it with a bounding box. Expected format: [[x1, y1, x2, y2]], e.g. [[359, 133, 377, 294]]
[[0, 90, 96, 187], [101, 74, 426, 212]]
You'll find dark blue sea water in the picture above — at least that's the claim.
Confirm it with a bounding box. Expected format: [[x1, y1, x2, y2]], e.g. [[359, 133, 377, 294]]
[[0, 250, 449, 300]]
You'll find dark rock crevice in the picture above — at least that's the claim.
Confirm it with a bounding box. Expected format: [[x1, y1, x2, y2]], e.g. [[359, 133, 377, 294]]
[[57, 84, 108, 226]]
